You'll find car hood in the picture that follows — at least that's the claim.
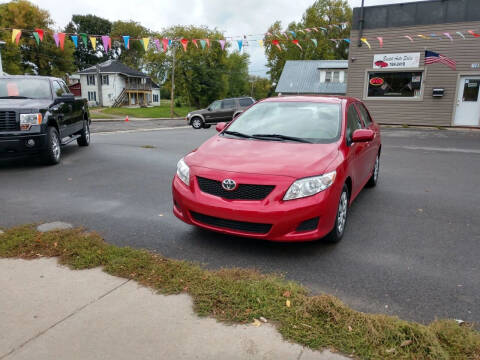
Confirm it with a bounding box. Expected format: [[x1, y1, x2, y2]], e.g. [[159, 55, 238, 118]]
[[189, 108, 207, 116], [0, 98, 53, 111], [186, 135, 339, 179]]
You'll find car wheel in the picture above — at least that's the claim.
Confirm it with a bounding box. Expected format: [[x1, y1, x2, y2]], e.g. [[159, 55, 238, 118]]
[[42, 126, 61, 165], [191, 117, 203, 129], [325, 184, 349, 243], [203, 124, 211, 129], [366, 154, 380, 187], [77, 120, 90, 147]]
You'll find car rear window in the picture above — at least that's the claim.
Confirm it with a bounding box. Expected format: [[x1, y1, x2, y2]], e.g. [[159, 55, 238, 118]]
[[239, 98, 254, 106]]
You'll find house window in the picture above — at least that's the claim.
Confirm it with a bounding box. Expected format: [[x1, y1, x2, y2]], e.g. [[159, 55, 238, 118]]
[[88, 91, 97, 102], [367, 71, 423, 98], [101, 75, 109, 85], [87, 75, 96, 86], [153, 94, 159, 102], [325, 71, 340, 83]]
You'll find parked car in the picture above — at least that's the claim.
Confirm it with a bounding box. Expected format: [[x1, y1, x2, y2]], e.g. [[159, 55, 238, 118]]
[[0, 75, 90, 165], [173, 96, 381, 243], [186, 97, 255, 129]]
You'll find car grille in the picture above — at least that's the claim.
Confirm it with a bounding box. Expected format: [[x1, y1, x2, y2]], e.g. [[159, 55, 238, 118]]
[[0, 111, 18, 132], [190, 211, 272, 234], [196, 176, 274, 200]]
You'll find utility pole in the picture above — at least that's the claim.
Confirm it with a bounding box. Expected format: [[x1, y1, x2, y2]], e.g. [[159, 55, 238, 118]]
[[0, 41, 5, 75], [96, 64, 103, 107], [170, 45, 176, 118]]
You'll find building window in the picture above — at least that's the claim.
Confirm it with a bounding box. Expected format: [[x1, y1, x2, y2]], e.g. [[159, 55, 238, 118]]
[[325, 71, 341, 83], [367, 71, 423, 98], [88, 91, 97, 102], [153, 94, 159, 102], [87, 75, 95, 86], [101, 75, 109, 85]]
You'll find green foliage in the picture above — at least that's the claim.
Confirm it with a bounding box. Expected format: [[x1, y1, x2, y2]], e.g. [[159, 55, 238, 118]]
[[248, 76, 273, 100], [264, 0, 352, 84], [225, 52, 250, 97], [64, 14, 112, 70], [0, 0, 75, 77], [111, 20, 150, 70]]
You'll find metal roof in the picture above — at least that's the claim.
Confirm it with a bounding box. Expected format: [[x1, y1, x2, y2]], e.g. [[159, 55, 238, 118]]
[[77, 60, 147, 77], [275, 60, 348, 95]]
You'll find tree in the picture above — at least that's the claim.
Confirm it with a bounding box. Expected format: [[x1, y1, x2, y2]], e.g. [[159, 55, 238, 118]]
[[64, 14, 112, 70], [110, 20, 151, 70], [264, 0, 351, 84], [225, 52, 250, 97], [248, 76, 273, 100], [0, 0, 75, 77]]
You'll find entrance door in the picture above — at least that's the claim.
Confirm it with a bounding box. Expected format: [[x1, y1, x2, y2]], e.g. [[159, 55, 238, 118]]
[[454, 76, 480, 126]]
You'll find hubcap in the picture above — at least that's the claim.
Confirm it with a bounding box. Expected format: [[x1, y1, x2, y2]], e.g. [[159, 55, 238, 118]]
[[85, 124, 90, 143], [51, 133, 60, 160], [373, 156, 379, 182], [337, 191, 348, 234], [192, 119, 201, 128]]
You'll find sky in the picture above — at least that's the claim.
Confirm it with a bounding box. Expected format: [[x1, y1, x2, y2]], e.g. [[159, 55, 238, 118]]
[[2, 0, 427, 77]]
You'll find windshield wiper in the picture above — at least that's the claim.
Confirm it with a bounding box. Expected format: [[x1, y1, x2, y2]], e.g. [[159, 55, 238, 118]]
[[0, 96, 31, 99], [222, 130, 254, 139], [251, 134, 312, 143]]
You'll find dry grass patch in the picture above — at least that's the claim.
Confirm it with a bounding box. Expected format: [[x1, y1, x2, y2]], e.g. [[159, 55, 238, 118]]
[[0, 225, 479, 359]]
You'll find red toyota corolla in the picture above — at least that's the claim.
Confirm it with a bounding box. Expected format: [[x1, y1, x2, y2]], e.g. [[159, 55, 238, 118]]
[[172, 96, 381, 242]]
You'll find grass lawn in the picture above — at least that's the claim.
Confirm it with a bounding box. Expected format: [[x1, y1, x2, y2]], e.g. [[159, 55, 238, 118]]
[[1, 225, 479, 359], [98, 104, 193, 119]]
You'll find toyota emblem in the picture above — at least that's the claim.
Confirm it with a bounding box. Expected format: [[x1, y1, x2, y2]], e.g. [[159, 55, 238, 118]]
[[222, 179, 237, 191]]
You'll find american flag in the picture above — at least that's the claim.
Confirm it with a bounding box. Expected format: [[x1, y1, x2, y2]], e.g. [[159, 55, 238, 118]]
[[424, 50, 457, 70]]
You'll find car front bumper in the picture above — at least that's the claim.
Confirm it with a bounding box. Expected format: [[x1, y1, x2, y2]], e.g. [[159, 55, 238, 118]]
[[172, 166, 342, 242], [0, 133, 47, 159]]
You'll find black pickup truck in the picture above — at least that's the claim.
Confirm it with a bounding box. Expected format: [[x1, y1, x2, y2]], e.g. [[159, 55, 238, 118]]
[[0, 75, 90, 165]]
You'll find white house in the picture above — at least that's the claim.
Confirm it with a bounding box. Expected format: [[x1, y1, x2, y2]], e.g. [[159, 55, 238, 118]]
[[275, 60, 348, 95], [76, 60, 160, 107]]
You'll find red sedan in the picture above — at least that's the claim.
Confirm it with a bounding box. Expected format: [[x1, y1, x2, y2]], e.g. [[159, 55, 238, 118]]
[[172, 96, 381, 242]]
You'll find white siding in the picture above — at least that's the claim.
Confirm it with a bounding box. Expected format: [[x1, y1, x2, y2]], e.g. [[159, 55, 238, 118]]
[[79, 73, 126, 107]]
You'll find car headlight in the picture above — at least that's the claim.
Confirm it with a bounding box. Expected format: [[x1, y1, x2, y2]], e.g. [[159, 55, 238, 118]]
[[176, 158, 190, 186], [283, 171, 336, 201], [20, 113, 42, 131]]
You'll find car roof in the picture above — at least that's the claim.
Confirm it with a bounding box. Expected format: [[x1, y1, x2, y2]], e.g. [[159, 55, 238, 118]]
[[260, 95, 359, 105], [0, 75, 61, 82]]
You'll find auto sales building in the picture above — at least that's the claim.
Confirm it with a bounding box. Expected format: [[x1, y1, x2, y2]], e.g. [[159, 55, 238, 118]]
[[347, 0, 480, 127]]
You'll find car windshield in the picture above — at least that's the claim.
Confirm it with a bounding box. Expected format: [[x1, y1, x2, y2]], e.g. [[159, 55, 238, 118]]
[[224, 101, 342, 143], [0, 78, 52, 99]]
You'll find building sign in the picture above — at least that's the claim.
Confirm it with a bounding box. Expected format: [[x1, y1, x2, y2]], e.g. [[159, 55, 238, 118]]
[[369, 77, 384, 86], [373, 53, 420, 69]]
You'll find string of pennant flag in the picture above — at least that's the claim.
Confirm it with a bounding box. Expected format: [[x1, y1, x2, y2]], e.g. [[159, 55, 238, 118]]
[[5, 25, 480, 53]]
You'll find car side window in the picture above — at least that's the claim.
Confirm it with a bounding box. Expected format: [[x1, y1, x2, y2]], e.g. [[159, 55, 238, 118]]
[[346, 105, 362, 144], [222, 99, 235, 109], [239, 98, 253, 107], [356, 103, 372, 128], [52, 81, 65, 97], [60, 81, 70, 95], [210, 100, 221, 111]]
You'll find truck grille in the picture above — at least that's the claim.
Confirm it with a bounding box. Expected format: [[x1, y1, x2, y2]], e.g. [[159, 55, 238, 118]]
[[197, 176, 274, 200], [0, 111, 18, 132], [190, 211, 272, 234]]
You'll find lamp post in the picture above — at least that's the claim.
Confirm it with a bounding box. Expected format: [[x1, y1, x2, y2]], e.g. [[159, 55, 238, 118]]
[[0, 40, 6, 75]]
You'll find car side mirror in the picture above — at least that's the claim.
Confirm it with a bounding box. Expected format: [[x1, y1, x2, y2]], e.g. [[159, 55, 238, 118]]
[[352, 129, 374, 143], [207, 107, 212, 111], [55, 94, 74, 104], [216, 122, 227, 132]]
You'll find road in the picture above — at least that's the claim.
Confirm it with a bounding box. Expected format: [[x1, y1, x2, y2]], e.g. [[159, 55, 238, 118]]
[[1, 126, 479, 325]]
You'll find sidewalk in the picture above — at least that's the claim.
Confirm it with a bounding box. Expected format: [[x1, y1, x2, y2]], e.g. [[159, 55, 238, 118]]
[[0, 258, 348, 360]]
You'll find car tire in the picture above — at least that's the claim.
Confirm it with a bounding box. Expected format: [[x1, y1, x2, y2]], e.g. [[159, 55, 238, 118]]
[[77, 120, 90, 147], [203, 124, 211, 129], [325, 184, 349, 243], [42, 126, 61, 165], [366, 154, 380, 187], [191, 117, 203, 129]]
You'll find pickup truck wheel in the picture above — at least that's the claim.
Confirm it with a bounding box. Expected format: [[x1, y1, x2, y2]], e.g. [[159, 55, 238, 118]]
[[191, 117, 203, 129], [77, 121, 90, 147], [42, 126, 61, 165]]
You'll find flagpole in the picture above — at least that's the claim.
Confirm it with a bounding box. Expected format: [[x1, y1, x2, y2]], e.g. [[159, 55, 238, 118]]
[[170, 44, 176, 119]]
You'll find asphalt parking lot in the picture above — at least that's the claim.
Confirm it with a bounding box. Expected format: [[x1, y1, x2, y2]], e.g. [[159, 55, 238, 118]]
[[1, 126, 479, 325]]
